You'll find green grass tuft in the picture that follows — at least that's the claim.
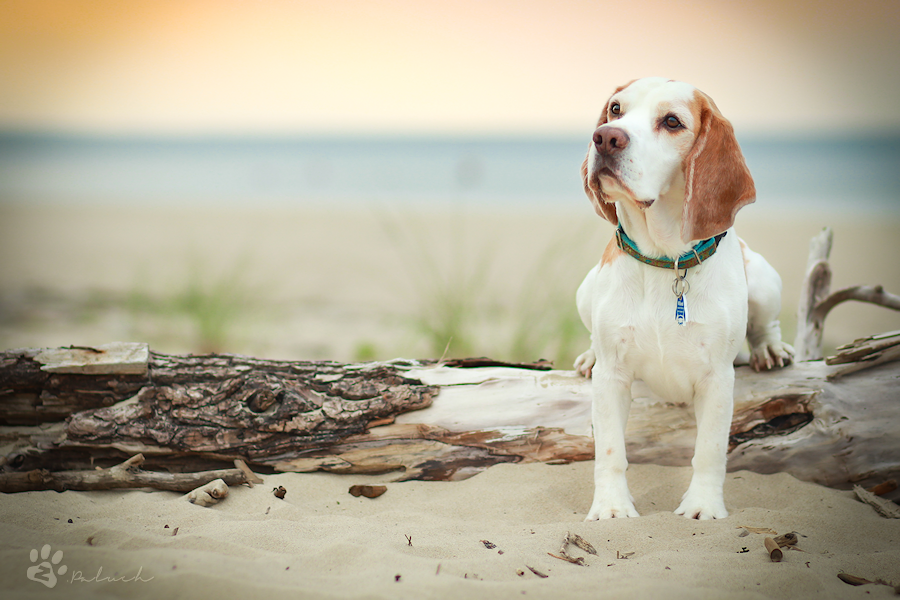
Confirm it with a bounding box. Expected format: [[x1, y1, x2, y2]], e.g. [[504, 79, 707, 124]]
[[378, 207, 597, 367], [126, 258, 257, 353]]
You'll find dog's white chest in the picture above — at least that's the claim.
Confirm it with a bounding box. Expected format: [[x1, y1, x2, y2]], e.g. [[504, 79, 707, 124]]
[[585, 253, 747, 402]]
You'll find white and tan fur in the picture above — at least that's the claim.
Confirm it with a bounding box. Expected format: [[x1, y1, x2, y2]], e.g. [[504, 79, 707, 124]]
[[575, 77, 793, 520]]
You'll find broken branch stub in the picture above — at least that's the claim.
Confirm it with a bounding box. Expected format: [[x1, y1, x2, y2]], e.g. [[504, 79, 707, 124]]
[[793, 228, 900, 360]]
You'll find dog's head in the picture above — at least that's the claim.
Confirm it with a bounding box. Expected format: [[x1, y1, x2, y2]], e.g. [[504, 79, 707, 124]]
[[581, 77, 755, 243]]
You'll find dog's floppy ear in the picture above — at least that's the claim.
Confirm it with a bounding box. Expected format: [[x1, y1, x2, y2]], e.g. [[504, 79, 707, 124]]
[[681, 92, 755, 243]]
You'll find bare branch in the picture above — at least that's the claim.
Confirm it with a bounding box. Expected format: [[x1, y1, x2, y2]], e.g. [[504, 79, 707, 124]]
[[0, 453, 250, 493], [813, 285, 900, 323]]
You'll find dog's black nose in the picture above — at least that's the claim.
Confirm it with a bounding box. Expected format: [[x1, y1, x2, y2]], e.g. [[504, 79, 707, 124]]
[[593, 126, 629, 155]]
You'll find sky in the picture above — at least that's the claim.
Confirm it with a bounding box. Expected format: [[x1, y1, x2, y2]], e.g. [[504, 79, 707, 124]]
[[1, 0, 898, 136]]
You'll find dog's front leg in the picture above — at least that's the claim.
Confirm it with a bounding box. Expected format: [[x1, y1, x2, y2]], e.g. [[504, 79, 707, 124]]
[[675, 369, 734, 520], [586, 370, 639, 520]]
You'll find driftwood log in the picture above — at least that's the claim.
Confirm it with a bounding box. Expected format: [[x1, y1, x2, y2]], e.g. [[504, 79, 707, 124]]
[[1, 346, 437, 473], [1, 228, 899, 499], [2, 339, 898, 496]]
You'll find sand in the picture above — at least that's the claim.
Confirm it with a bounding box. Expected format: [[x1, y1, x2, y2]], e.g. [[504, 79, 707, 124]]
[[2, 203, 900, 598], [1, 463, 899, 599]]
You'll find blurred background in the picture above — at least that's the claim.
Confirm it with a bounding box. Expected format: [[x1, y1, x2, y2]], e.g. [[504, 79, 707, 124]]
[[1, 0, 899, 364]]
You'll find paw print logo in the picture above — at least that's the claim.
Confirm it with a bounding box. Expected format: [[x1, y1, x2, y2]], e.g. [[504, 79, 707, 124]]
[[26, 544, 67, 588]]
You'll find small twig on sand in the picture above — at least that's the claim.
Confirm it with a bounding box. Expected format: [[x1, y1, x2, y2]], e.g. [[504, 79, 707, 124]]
[[525, 565, 548, 578], [568, 533, 597, 555], [773, 532, 799, 547], [737, 525, 777, 535], [838, 573, 900, 593], [839, 573, 874, 586], [854, 485, 900, 518], [764, 538, 783, 562], [548, 532, 597, 566], [548, 552, 585, 566]]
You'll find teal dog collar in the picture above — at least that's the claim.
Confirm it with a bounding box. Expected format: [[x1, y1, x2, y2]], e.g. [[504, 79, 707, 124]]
[[615, 226, 727, 270]]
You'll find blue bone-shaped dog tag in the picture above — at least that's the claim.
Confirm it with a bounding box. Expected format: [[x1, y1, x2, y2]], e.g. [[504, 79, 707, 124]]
[[672, 269, 689, 326], [675, 294, 688, 325]]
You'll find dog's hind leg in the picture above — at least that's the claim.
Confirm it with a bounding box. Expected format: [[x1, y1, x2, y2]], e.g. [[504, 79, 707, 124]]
[[740, 241, 794, 371], [574, 265, 600, 378]]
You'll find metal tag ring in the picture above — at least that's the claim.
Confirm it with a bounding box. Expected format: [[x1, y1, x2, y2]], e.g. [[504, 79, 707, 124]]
[[672, 276, 690, 298]]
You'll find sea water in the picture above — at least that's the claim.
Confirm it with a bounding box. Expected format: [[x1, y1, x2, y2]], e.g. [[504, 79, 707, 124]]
[[1, 133, 898, 215]]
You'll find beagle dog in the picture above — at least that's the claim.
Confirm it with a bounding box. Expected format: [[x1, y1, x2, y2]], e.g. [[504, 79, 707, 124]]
[[574, 77, 793, 520]]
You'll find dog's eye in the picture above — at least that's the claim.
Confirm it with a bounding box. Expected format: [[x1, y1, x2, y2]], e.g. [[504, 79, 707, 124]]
[[610, 102, 621, 116], [664, 115, 682, 129]]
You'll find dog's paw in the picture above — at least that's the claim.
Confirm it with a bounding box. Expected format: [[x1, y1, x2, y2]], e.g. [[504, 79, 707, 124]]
[[749, 340, 794, 372], [586, 501, 640, 520], [574, 349, 596, 378], [674, 491, 728, 520], [585, 486, 639, 520]]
